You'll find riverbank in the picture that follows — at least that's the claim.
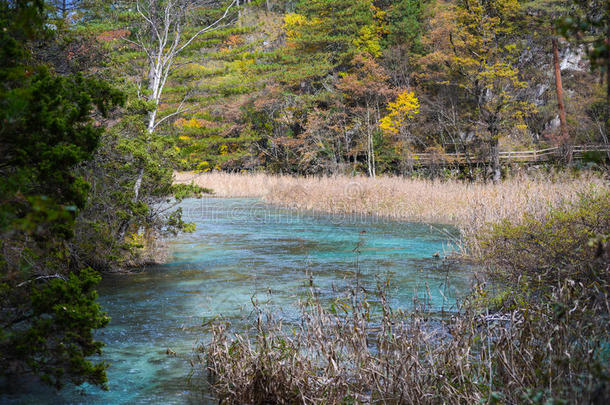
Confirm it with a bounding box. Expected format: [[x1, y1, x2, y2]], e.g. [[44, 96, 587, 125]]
[[174, 171, 607, 256], [202, 189, 610, 405]]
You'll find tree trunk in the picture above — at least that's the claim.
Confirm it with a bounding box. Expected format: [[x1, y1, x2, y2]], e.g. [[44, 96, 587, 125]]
[[366, 104, 375, 178], [366, 132, 373, 177], [606, 22, 610, 140], [490, 137, 501, 183], [370, 133, 377, 178], [552, 37, 571, 163], [605, 22, 610, 140], [237, 0, 241, 27]]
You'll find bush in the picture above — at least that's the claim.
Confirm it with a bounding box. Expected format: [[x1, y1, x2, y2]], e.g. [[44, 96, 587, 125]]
[[477, 192, 610, 286]]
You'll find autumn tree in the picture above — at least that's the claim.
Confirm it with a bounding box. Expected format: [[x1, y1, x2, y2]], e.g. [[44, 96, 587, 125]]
[[421, 0, 532, 181], [337, 54, 395, 177], [297, 101, 352, 174], [379, 90, 421, 172]]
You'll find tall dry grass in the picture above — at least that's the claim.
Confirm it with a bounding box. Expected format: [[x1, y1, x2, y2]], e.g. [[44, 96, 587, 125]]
[[174, 171, 608, 256], [205, 279, 609, 404]]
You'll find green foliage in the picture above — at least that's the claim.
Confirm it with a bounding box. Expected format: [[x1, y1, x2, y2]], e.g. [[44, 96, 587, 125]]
[[387, 0, 427, 51], [73, 116, 200, 269], [2, 69, 123, 208], [0, 0, 122, 390], [287, 0, 377, 74], [478, 191, 610, 285], [3, 269, 110, 390], [581, 150, 607, 165], [172, 183, 214, 200]]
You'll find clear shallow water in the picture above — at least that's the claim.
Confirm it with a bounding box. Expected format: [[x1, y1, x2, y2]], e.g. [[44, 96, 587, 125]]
[[2, 198, 474, 404]]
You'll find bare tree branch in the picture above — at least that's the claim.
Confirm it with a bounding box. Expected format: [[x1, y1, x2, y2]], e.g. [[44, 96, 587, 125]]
[[17, 274, 67, 288], [153, 98, 197, 129]]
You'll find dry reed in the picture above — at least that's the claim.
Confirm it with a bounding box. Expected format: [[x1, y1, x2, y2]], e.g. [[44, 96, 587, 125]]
[[174, 171, 608, 257], [183, 173, 610, 403], [204, 279, 609, 404]]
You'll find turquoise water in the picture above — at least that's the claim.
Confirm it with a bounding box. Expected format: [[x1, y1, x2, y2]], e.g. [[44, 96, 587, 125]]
[[1, 198, 473, 404]]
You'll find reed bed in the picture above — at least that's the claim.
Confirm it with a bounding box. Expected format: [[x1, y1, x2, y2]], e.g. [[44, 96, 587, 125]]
[[205, 279, 609, 404], [174, 171, 607, 256], [202, 194, 610, 403], [184, 174, 609, 403]]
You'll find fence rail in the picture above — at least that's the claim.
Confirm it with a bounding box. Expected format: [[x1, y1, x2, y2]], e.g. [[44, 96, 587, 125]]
[[409, 144, 610, 165]]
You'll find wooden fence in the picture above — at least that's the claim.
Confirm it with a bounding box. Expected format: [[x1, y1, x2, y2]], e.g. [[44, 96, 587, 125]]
[[410, 144, 610, 165]]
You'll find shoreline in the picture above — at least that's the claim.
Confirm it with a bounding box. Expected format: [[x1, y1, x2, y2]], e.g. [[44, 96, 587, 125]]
[[174, 171, 608, 257], [174, 171, 607, 223]]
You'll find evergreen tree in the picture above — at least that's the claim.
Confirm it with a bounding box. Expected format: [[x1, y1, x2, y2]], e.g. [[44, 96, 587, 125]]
[[387, 0, 427, 52], [0, 0, 123, 389], [284, 0, 377, 79]]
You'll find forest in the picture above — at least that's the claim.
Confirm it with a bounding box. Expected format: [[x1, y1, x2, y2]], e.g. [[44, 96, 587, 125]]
[[0, 0, 609, 403]]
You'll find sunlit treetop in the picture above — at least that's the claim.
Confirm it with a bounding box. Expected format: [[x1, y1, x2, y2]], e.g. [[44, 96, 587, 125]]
[[379, 91, 420, 135]]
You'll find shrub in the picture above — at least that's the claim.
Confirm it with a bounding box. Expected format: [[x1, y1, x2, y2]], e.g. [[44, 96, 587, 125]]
[[477, 192, 610, 286]]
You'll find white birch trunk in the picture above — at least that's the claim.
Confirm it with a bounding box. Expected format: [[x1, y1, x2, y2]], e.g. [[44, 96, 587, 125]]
[[128, 0, 236, 205]]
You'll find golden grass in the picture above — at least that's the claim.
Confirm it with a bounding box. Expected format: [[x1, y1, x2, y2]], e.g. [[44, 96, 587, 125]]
[[174, 171, 608, 255]]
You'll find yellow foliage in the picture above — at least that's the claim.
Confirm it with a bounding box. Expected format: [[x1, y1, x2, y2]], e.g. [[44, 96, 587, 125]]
[[371, 5, 389, 35], [178, 135, 192, 141], [354, 25, 382, 57], [420, 0, 533, 139], [233, 58, 255, 72], [352, 3, 387, 57], [219, 144, 229, 156], [283, 13, 307, 43], [379, 91, 420, 135], [126, 232, 144, 248], [175, 118, 205, 129]]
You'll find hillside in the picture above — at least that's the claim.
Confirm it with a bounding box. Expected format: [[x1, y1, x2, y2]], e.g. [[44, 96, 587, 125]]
[[90, 0, 607, 178]]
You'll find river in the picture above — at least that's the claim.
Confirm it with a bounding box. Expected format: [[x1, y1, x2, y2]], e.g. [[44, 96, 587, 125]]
[[2, 197, 473, 404]]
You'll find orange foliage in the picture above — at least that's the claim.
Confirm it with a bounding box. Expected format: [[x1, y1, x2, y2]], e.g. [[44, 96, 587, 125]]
[[337, 54, 395, 102], [225, 34, 243, 48], [97, 29, 130, 42]]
